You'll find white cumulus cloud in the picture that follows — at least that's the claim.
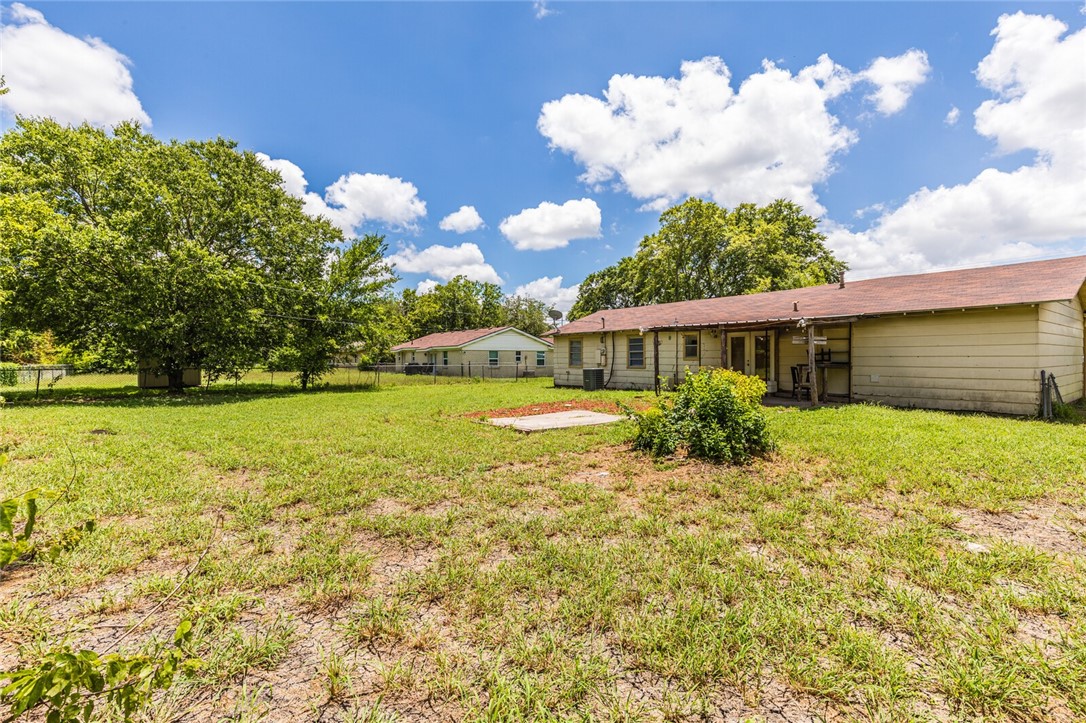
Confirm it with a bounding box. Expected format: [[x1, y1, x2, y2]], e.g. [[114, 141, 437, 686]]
[[387, 242, 502, 285], [0, 3, 150, 127], [439, 205, 485, 234], [499, 199, 602, 251], [857, 49, 931, 115], [945, 106, 961, 125], [512, 276, 581, 316], [828, 12, 1086, 277], [416, 279, 440, 294], [538, 51, 930, 215], [255, 153, 426, 235]]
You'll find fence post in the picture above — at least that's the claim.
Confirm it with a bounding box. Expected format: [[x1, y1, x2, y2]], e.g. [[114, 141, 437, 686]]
[[35, 368, 42, 398], [1040, 370, 1050, 419]]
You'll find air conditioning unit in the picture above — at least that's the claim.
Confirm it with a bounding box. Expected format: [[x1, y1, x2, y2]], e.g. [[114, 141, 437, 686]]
[[582, 368, 605, 391]]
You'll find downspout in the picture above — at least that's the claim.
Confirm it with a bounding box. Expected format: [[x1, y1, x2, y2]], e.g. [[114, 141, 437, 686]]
[[604, 331, 616, 389], [674, 330, 680, 387], [653, 331, 661, 396]]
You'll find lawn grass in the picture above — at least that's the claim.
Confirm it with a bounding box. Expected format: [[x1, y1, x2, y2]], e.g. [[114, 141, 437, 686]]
[[1, 377, 1084, 721]]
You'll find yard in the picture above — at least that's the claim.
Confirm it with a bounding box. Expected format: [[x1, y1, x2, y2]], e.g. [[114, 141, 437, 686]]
[[1, 377, 1084, 721]]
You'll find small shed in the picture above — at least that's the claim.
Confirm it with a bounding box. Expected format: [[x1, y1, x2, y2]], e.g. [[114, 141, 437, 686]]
[[136, 361, 201, 389]]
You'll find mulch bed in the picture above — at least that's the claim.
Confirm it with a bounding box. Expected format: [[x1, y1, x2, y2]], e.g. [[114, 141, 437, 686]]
[[465, 399, 651, 419]]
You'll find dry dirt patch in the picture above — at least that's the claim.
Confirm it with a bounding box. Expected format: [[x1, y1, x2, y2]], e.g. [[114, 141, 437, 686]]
[[952, 504, 1086, 556], [465, 398, 650, 420]]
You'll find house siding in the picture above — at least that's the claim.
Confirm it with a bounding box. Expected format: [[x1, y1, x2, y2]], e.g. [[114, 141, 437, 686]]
[[554, 298, 1085, 414], [850, 306, 1042, 415], [1037, 296, 1084, 403], [461, 328, 553, 353], [394, 328, 552, 376], [555, 329, 729, 390]]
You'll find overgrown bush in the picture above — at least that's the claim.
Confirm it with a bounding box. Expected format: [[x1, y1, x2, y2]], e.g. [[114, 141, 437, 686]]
[[630, 406, 678, 457], [628, 368, 773, 463], [0, 363, 17, 387]]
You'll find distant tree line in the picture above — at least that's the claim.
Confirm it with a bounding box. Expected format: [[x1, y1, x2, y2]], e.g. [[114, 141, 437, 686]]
[[395, 277, 552, 340]]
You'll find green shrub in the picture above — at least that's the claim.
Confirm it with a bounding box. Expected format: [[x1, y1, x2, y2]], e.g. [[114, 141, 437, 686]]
[[630, 405, 678, 457], [628, 368, 773, 463], [0, 363, 17, 387]]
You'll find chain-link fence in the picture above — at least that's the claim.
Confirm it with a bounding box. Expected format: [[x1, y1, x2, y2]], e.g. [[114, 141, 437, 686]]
[[0, 363, 553, 399], [395, 362, 554, 380]]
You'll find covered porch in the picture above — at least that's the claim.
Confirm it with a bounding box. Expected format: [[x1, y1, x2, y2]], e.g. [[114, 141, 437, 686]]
[[646, 317, 856, 404]]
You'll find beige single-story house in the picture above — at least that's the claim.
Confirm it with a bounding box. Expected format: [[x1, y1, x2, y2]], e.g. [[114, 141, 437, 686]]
[[391, 326, 554, 378], [553, 256, 1086, 415]]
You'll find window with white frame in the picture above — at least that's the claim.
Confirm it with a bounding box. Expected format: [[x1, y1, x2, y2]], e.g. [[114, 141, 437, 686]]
[[536, 351, 546, 366], [488, 350, 499, 366]]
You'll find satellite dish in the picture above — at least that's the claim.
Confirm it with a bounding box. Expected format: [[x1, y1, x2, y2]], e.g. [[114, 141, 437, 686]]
[[547, 309, 563, 322]]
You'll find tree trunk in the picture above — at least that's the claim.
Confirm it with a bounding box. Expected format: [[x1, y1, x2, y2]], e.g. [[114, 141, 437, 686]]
[[167, 367, 185, 394], [300, 370, 310, 391]]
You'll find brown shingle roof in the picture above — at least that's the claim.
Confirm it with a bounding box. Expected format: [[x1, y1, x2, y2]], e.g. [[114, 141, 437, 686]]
[[391, 326, 553, 351], [556, 255, 1086, 335]]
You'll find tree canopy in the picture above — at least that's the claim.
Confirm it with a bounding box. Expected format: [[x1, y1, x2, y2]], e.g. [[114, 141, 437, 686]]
[[397, 277, 552, 341], [569, 198, 847, 320], [0, 119, 394, 390]]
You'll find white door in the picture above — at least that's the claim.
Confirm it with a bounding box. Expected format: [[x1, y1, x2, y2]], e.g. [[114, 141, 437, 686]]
[[726, 331, 775, 387]]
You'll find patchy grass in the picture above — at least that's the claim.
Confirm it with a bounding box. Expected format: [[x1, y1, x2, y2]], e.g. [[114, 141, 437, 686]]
[[1, 378, 1084, 721]]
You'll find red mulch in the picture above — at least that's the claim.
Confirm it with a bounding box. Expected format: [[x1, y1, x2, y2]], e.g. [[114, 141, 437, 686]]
[[465, 398, 651, 419]]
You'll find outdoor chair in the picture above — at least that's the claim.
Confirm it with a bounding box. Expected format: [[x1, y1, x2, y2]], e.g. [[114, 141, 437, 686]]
[[791, 365, 812, 401]]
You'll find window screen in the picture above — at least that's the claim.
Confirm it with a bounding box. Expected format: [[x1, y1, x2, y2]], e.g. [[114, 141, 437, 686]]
[[684, 334, 699, 359]]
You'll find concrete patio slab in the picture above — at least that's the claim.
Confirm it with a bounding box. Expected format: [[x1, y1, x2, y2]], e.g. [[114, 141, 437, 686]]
[[489, 410, 624, 432]]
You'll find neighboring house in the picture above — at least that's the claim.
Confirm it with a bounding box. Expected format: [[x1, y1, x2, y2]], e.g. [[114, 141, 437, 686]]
[[391, 326, 554, 378], [552, 256, 1086, 415]]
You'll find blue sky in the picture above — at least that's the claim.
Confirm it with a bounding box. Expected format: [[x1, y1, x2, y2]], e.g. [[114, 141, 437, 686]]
[[3, 1, 1084, 312]]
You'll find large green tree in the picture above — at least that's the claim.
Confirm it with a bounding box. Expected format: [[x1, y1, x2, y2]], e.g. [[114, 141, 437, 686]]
[[569, 198, 847, 319], [501, 295, 550, 338], [399, 276, 505, 338], [0, 119, 393, 391], [266, 235, 394, 390]]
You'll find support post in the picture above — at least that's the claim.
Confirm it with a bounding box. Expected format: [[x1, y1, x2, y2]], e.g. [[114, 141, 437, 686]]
[[807, 323, 820, 407], [1041, 370, 1050, 419], [653, 331, 661, 396]]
